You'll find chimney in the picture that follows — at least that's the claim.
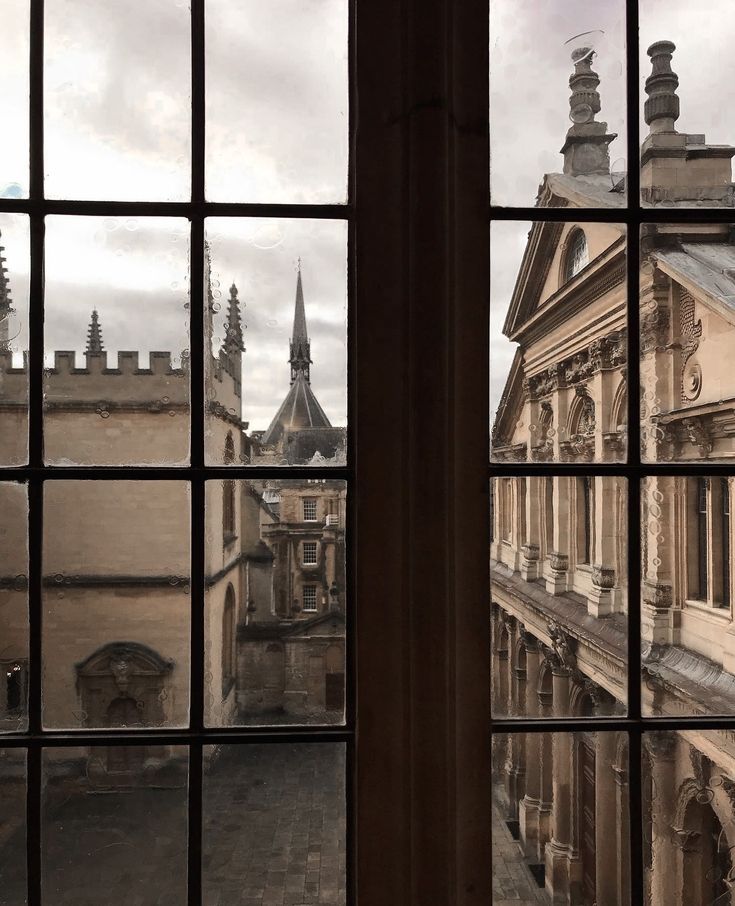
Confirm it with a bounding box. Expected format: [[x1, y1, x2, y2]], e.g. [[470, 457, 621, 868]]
[[559, 46, 617, 178], [641, 41, 735, 205]]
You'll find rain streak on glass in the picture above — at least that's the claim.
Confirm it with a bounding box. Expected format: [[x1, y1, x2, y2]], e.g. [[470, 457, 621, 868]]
[[0, 748, 27, 903], [0, 483, 29, 734], [203, 744, 346, 905], [491, 476, 628, 719], [41, 481, 191, 730], [44, 0, 191, 201], [43, 216, 190, 466], [490, 221, 628, 465], [639, 1, 735, 208], [492, 731, 629, 905], [0, 214, 30, 466], [205, 479, 347, 728], [489, 1, 626, 207], [204, 218, 347, 467], [41, 746, 188, 906], [206, 0, 349, 203], [0, 0, 30, 199]]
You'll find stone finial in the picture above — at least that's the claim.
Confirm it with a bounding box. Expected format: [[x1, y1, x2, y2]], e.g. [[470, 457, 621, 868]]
[[85, 309, 104, 354], [223, 282, 244, 351], [560, 46, 617, 177], [568, 46, 602, 125], [644, 41, 680, 135]]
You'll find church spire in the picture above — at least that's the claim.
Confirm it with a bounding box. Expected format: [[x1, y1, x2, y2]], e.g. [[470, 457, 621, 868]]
[[85, 309, 104, 354], [224, 282, 244, 352], [0, 231, 13, 351], [289, 261, 312, 384]]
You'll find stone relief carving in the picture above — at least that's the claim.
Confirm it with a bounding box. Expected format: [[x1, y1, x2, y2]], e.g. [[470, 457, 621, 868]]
[[681, 416, 713, 457], [679, 291, 703, 403], [547, 620, 578, 674], [591, 564, 616, 589]]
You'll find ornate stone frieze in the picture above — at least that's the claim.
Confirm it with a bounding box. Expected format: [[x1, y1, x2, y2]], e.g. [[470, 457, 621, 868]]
[[591, 564, 616, 589], [527, 330, 627, 400]]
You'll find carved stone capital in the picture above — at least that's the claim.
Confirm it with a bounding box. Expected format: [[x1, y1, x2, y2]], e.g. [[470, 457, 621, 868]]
[[549, 551, 569, 573], [681, 416, 712, 457], [547, 620, 577, 673], [642, 580, 673, 609], [592, 564, 616, 589], [521, 542, 540, 563]]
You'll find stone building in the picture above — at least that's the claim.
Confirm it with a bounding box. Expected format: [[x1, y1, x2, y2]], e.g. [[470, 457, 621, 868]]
[[0, 249, 347, 784], [491, 41, 735, 906]]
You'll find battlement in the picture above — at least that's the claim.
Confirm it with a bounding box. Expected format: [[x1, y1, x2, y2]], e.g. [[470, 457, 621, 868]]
[[49, 349, 186, 376]]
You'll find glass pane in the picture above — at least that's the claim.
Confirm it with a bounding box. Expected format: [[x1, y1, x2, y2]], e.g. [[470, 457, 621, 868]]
[[642, 476, 735, 716], [644, 730, 735, 905], [492, 730, 629, 905], [0, 748, 27, 904], [206, 0, 349, 203], [44, 0, 191, 201], [1, 483, 29, 734], [44, 216, 190, 466], [203, 743, 346, 905], [1, 0, 29, 198], [42, 480, 191, 729], [490, 221, 628, 464], [491, 476, 628, 718], [42, 745, 188, 905], [489, 2, 626, 207], [205, 479, 347, 727], [0, 214, 30, 466], [205, 218, 347, 466], [640, 222, 735, 463], [639, 6, 735, 208]]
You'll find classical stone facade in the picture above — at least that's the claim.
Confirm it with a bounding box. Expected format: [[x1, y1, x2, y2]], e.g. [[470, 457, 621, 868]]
[[491, 40, 735, 906]]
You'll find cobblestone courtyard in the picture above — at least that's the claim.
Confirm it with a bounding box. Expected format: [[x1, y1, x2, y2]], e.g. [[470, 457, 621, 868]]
[[492, 790, 549, 906], [0, 744, 345, 906]]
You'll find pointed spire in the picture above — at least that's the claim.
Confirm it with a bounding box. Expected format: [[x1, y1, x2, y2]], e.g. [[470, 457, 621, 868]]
[[560, 45, 617, 177], [86, 309, 104, 354], [0, 231, 14, 351], [289, 261, 312, 384], [223, 282, 244, 352]]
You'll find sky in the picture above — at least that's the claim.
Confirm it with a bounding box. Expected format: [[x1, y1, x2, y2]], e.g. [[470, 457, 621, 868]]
[[489, 0, 735, 421], [0, 0, 348, 433], [1, 1, 732, 432]]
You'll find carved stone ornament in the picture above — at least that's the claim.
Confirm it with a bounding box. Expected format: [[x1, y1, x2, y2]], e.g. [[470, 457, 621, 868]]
[[642, 581, 673, 609], [521, 543, 540, 562], [547, 620, 577, 673], [679, 291, 703, 403], [549, 551, 569, 573], [109, 656, 132, 693], [519, 627, 538, 651], [644, 730, 677, 760], [681, 416, 713, 457], [592, 564, 616, 589], [640, 305, 670, 354]]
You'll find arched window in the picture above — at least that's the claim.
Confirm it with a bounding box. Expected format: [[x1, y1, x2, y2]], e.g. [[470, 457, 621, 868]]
[[545, 476, 554, 557], [222, 585, 236, 693], [577, 476, 594, 565], [563, 228, 588, 282], [697, 477, 709, 601], [223, 479, 236, 540]]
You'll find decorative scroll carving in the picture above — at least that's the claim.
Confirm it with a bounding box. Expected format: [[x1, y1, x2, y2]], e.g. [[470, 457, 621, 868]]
[[640, 305, 670, 354], [681, 416, 713, 457], [679, 291, 703, 403]]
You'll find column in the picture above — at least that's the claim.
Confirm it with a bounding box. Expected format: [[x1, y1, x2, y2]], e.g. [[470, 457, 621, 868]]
[[642, 475, 677, 647], [589, 476, 618, 617], [545, 664, 573, 903], [521, 477, 542, 581], [546, 476, 571, 595], [647, 732, 678, 906], [538, 678, 554, 860], [519, 636, 542, 860], [506, 618, 526, 819], [613, 742, 631, 906], [594, 730, 619, 906]]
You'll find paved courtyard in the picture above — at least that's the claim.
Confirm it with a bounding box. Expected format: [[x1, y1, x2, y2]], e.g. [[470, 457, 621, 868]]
[[492, 793, 549, 906], [0, 743, 345, 906]]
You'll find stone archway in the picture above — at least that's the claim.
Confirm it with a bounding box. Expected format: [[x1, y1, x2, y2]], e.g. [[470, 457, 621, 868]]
[[76, 642, 174, 786], [680, 793, 733, 906]]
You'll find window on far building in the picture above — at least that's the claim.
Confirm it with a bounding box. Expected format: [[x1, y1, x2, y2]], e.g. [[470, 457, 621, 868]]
[[302, 541, 318, 565], [302, 498, 318, 522], [223, 479, 236, 540], [302, 585, 318, 612], [563, 227, 588, 282]]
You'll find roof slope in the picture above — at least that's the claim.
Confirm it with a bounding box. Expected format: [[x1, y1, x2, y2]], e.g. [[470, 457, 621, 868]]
[[261, 372, 333, 446]]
